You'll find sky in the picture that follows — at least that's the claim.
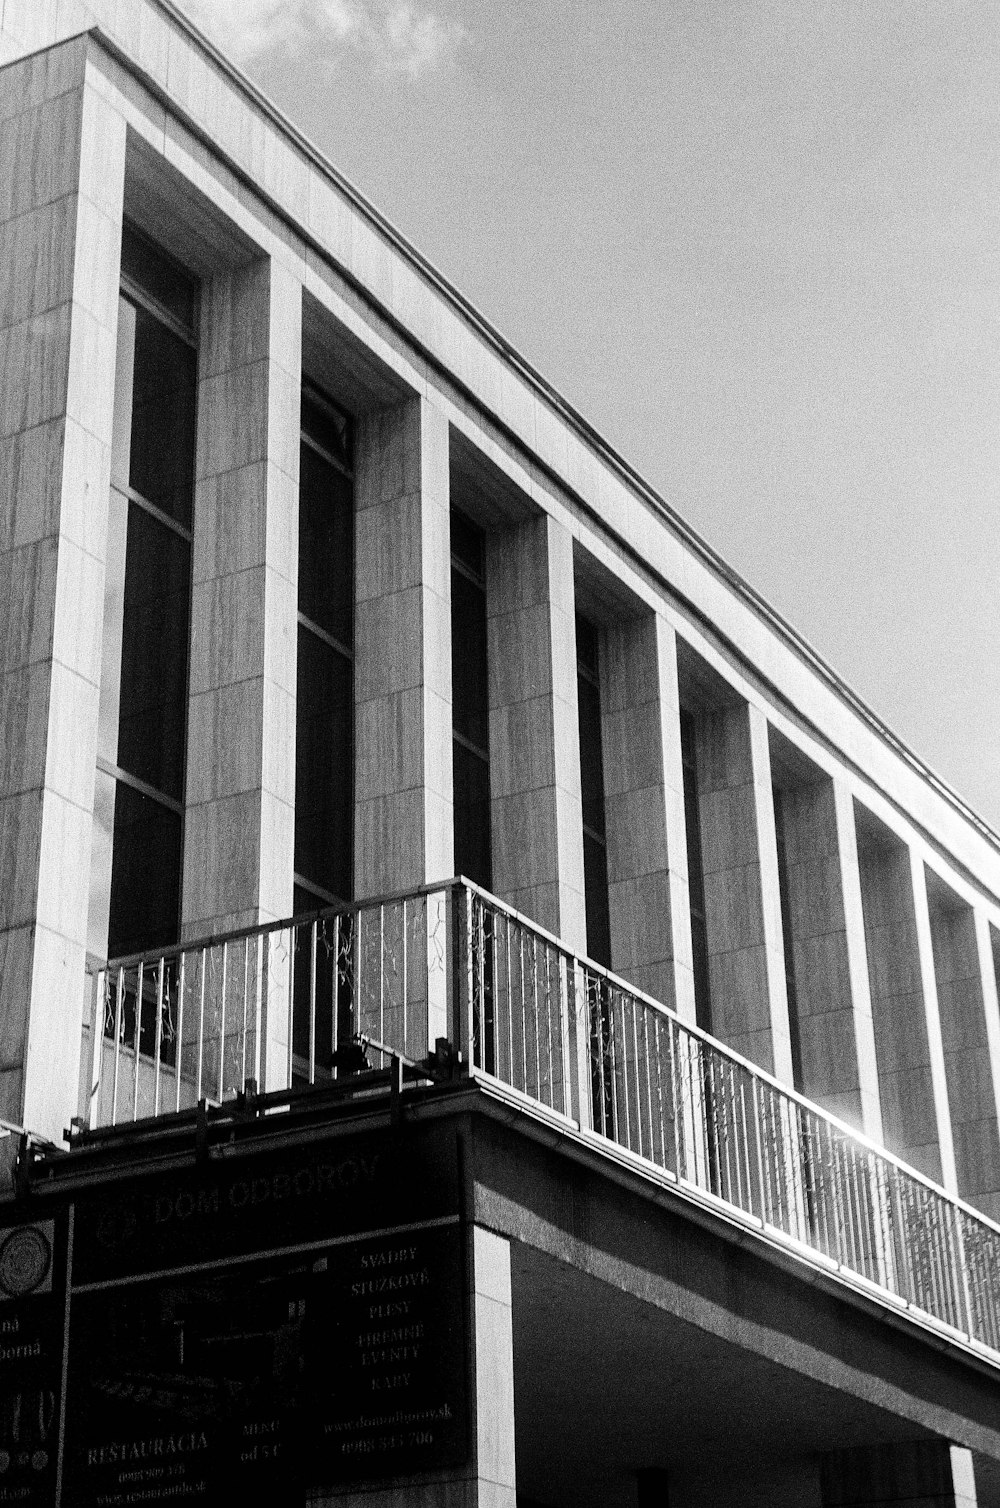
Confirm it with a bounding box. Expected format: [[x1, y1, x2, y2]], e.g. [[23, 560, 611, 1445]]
[[180, 0, 1000, 831]]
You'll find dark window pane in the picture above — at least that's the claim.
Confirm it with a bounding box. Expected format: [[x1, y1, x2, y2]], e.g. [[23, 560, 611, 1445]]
[[107, 783, 182, 959], [451, 569, 489, 751], [577, 673, 606, 838], [291, 888, 360, 1081], [454, 740, 492, 889], [576, 617, 611, 966], [773, 789, 804, 1091], [583, 831, 612, 968], [291, 888, 336, 1079], [128, 301, 197, 525], [451, 511, 484, 581], [117, 505, 191, 801], [576, 614, 599, 680], [301, 387, 353, 472], [120, 222, 196, 331], [680, 711, 712, 1033], [299, 443, 353, 646], [295, 627, 352, 901]]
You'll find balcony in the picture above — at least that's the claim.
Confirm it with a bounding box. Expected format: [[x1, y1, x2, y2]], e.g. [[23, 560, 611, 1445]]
[[80, 878, 1000, 1370]]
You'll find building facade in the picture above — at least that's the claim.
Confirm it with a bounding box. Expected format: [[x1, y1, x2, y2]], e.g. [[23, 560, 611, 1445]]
[[1, 2, 1000, 1504]]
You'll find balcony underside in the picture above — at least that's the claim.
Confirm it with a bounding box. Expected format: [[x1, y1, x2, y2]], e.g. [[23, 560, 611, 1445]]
[[32, 1078, 1000, 1505]]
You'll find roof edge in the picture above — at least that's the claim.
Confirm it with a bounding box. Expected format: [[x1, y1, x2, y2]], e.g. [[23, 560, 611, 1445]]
[[50, 2, 1000, 864]]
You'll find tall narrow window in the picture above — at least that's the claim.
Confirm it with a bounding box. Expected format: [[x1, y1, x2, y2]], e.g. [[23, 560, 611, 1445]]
[[294, 383, 354, 917], [451, 511, 492, 889], [577, 616, 611, 967], [87, 224, 197, 967], [680, 711, 712, 1032]]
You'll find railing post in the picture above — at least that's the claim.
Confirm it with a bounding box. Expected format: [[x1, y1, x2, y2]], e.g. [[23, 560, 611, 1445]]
[[175, 951, 187, 1115], [152, 957, 165, 1118], [85, 968, 106, 1132], [572, 959, 592, 1131], [951, 1204, 975, 1340], [870, 1153, 893, 1291], [252, 935, 263, 1094], [750, 1073, 769, 1224], [308, 919, 318, 1086], [110, 966, 125, 1128], [256, 925, 292, 1097], [455, 884, 474, 1070], [131, 963, 143, 1124]]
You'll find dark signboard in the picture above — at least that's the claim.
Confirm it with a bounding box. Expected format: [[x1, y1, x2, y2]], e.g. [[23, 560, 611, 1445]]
[[64, 1222, 465, 1505], [0, 1217, 66, 1508], [60, 1122, 466, 1506], [302, 1223, 466, 1480], [71, 1124, 459, 1285]]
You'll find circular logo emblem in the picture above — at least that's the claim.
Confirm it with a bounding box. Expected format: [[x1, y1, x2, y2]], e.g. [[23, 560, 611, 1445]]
[[0, 1227, 51, 1297]]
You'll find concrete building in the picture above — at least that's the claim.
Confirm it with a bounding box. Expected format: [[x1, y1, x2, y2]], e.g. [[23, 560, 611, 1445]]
[[1, 2, 1000, 1504]]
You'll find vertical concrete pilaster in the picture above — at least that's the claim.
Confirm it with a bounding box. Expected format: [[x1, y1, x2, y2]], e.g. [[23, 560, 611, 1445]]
[[857, 823, 949, 1185], [695, 702, 792, 1081], [910, 855, 958, 1194], [0, 50, 124, 1142], [833, 783, 883, 1137], [487, 513, 586, 954], [321, 1226, 516, 1508], [599, 613, 692, 1018], [973, 911, 1000, 1222], [773, 774, 881, 1136], [927, 885, 1000, 1216], [354, 394, 453, 896], [183, 257, 301, 939], [820, 1441, 977, 1508]]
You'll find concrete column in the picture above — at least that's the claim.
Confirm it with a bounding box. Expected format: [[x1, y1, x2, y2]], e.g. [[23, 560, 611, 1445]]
[[820, 1441, 977, 1508], [773, 775, 882, 1136], [322, 1226, 516, 1508], [353, 396, 452, 1055], [927, 886, 1000, 1217], [354, 394, 453, 896], [910, 856, 959, 1194], [0, 49, 124, 1143], [599, 613, 693, 1020], [183, 257, 301, 939], [833, 783, 884, 1136], [486, 513, 586, 954], [856, 827, 950, 1186], [973, 912, 1000, 1222], [694, 701, 793, 1081]]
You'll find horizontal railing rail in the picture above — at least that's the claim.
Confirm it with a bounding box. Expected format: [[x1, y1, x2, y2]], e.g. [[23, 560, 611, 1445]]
[[83, 877, 1000, 1364]]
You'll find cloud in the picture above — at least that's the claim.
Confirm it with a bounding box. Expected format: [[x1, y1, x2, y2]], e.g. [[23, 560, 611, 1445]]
[[178, 0, 467, 74]]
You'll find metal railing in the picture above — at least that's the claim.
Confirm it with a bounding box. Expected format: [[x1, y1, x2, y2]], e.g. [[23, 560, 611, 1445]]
[[83, 884, 453, 1127], [83, 878, 1000, 1362]]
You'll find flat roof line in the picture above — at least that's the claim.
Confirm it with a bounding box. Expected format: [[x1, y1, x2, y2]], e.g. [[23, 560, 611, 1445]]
[[47, 0, 1000, 861]]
